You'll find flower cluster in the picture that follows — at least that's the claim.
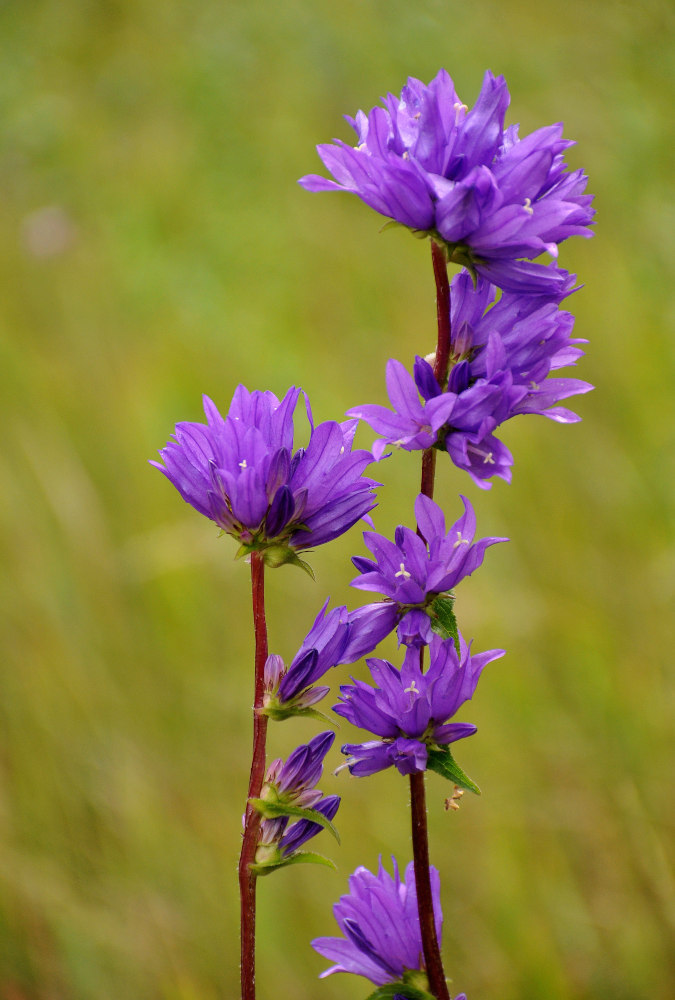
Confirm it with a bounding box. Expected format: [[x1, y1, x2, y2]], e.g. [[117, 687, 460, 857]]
[[350, 493, 506, 646], [349, 270, 592, 487], [251, 732, 341, 873], [151, 385, 378, 569], [300, 68, 594, 295], [335, 633, 503, 777], [262, 599, 388, 718], [312, 857, 444, 989]]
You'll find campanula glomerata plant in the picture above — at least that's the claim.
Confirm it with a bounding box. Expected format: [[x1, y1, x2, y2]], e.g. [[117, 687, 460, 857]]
[[152, 64, 593, 1000]]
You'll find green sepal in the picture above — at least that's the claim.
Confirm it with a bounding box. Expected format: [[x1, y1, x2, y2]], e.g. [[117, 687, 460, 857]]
[[259, 701, 335, 727], [379, 220, 406, 234], [261, 545, 316, 578], [251, 850, 336, 877], [427, 745, 481, 795], [428, 593, 460, 653], [364, 978, 434, 1000], [231, 539, 316, 578], [249, 797, 340, 844]]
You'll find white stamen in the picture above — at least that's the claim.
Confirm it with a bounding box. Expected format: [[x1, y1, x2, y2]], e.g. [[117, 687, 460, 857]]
[[453, 532, 470, 549], [523, 197, 534, 215], [404, 680, 419, 694], [402, 151, 410, 160], [529, 380, 539, 390], [395, 562, 411, 580], [483, 452, 495, 465], [453, 101, 468, 115], [239, 459, 248, 469], [340, 445, 345, 454]]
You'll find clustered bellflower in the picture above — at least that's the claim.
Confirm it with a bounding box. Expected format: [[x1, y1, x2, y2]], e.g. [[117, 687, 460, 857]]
[[312, 857, 458, 996], [151, 385, 378, 569], [349, 270, 592, 487], [253, 732, 341, 872], [351, 494, 506, 647], [300, 68, 594, 295], [335, 633, 503, 777], [263, 599, 393, 718]]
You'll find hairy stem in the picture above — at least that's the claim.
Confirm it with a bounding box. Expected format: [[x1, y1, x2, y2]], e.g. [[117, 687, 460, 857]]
[[238, 551, 269, 1000], [408, 240, 453, 1000]]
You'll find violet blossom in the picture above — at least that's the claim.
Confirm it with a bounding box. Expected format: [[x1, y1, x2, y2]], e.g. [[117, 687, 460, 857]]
[[350, 494, 506, 646], [300, 69, 594, 295], [335, 633, 503, 777], [252, 732, 341, 872], [151, 385, 378, 569], [348, 270, 592, 487], [263, 599, 396, 717], [312, 857, 442, 989]]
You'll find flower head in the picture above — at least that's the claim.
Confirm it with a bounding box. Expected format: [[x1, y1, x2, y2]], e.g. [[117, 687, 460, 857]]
[[312, 857, 441, 987], [151, 386, 378, 568], [252, 732, 341, 873], [335, 633, 503, 777], [351, 494, 506, 646], [263, 730, 335, 806], [348, 270, 592, 487], [300, 69, 594, 295], [263, 599, 398, 717]]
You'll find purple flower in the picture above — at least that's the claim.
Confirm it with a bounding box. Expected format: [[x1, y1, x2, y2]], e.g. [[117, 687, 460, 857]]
[[351, 494, 506, 646], [253, 732, 341, 871], [151, 385, 378, 568], [263, 730, 335, 806], [335, 633, 503, 777], [300, 69, 594, 295], [348, 270, 592, 488], [312, 857, 441, 987], [263, 599, 398, 716], [257, 794, 341, 863]]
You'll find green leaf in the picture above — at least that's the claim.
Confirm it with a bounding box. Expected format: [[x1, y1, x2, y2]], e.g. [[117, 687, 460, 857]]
[[428, 594, 459, 652], [427, 745, 481, 795], [248, 798, 340, 843], [251, 850, 336, 877]]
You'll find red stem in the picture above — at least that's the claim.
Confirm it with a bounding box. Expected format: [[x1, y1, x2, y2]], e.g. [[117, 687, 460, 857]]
[[431, 240, 453, 391], [410, 772, 450, 1000], [238, 552, 269, 1000], [408, 240, 453, 1000]]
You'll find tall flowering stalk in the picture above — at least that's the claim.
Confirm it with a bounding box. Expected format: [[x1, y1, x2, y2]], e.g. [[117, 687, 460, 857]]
[[301, 66, 593, 1000], [152, 388, 379, 998]]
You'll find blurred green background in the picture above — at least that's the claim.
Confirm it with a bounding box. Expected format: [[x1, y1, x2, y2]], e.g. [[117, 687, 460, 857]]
[[1, 0, 674, 997]]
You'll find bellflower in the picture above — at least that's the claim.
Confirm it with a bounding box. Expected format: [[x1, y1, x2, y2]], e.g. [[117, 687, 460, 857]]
[[263, 599, 397, 717], [300, 68, 594, 295], [252, 732, 341, 872], [256, 794, 341, 868], [335, 633, 503, 777], [312, 857, 442, 989], [151, 385, 378, 569], [262, 730, 336, 807], [351, 494, 506, 646], [348, 270, 592, 487]]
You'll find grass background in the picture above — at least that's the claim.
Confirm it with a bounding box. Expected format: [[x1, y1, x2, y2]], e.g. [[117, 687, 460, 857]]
[[1, 0, 674, 997]]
